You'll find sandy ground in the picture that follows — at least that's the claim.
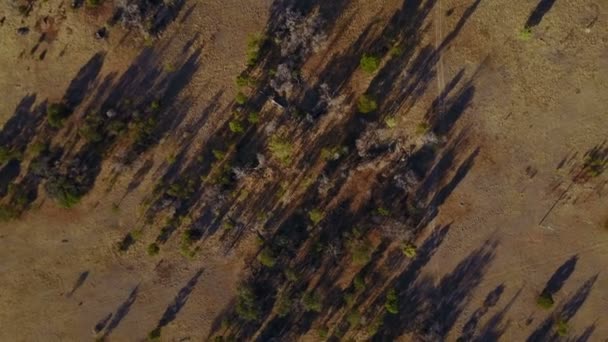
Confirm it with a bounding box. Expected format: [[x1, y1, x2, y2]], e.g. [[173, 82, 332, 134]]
[[0, 0, 607, 341]]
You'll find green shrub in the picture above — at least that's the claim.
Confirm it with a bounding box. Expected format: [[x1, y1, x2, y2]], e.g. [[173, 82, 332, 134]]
[[343, 291, 355, 306], [284, 268, 298, 282], [46, 175, 82, 208], [130, 116, 158, 145], [347, 310, 362, 326], [360, 54, 381, 73], [376, 207, 390, 217], [149, 100, 161, 111], [257, 247, 276, 267], [147, 243, 160, 256], [147, 327, 161, 341], [385, 288, 399, 314], [274, 292, 292, 317], [519, 27, 533, 41], [555, 318, 569, 337], [47, 103, 69, 128], [79, 114, 105, 143], [402, 242, 417, 258], [308, 208, 325, 225], [317, 327, 329, 339], [86, 0, 102, 7], [320, 145, 347, 161], [353, 275, 366, 292], [235, 92, 248, 105], [537, 292, 554, 309], [247, 112, 260, 124], [357, 95, 377, 113], [246, 34, 265, 67], [0, 146, 22, 164], [385, 116, 397, 128], [229, 120, 245, 134], [583, 154, 607, 178], [0, 205, 20, 222], [236, 285, 260, 321], [302, 291, 323, 312], [416, 122, 429, 135], [107, 120, 126, 135], [212, 149, 226, 160], [167, 179, 195, 199], [268, 135, 293, 165], [347, 237, 374, 265], [236, 75, 256, 87]]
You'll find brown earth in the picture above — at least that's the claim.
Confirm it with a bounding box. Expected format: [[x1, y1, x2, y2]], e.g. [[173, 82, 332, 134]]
[[0, 0, 607, 341]]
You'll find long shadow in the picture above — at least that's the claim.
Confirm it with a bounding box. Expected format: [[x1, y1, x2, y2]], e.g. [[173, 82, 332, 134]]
[[527, 275, 598, 342], [541, 255, 577, 298], [155, 268, 204, 330], [100, 285, 139, 339], [65, 270, 89, 298], [525, 0, 558, 28]]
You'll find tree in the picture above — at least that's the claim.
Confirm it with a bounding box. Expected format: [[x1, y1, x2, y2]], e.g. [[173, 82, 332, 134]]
[[357, 95, 377, 113]]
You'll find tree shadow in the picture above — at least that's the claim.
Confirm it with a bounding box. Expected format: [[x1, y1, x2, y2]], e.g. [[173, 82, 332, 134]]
[[155, 268, 204, 330], [541, 255, 578, 298], [527, 274, 598, 342], [99, 285, 139, 339], [525, 0, 559, 29], [65, 270, 89, 298]]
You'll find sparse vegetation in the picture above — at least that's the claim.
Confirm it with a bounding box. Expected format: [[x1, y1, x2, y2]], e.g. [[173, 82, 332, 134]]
[[0, 205, 20, 222], [147, 327, 161, 341], [274, 292, 293, 317], [357, 94, 378, 113], [537, 292, 554, 309], [347, 309, 362, 326], [402, 242, 417, 258], [246, 34, 265, 67], [555, 318, 569, 337], [147, 243, 160, 256], [308, 208, 325, 225], [268, 135, 293, 165], [247, 112, 260, 124], [385, 288, 399, 314], [47, 103, 69, 128], [236, 285, 260, 321], [385, 116, 397, 128], [346, 234, 374, 265], [519, 27, 533, 40], [360, 54, 381, 73], [302, 291, 323, 312], [0, 146, 22, 164], [235, 92, 248, 105], [229, 119, 245, 134], [45, 175, 82, 208], [257, 247, 277, 267], [86, 0, 102, 7], [416, 122, 430, 135]]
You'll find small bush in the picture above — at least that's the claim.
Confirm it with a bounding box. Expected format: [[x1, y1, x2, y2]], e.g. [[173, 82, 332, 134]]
[[360, 54, 381, 73], [268, 135, 293, 165], [147, 327, 161, 341], [86, 0, 102, 7], [247, 112, 260, 124], [229, 120, 245, 134], [347, 237, 374, 265], [235, 92, 248, 105], [402, 242, 417, 258], [353, 274, 366, 292], [416, 122, 429, 135], [236, 285, 260, 321], [519, 27, 533, 41], [107, 120, 126, 135], [317, 327, 329, 339], [308, 208, 325, 225], [302, 291, 323, 312], [246, 34, 265, 67], [149, 100, 161, 111], [46, 175, 82, 208], [284, 268, 298, 282], [320, 145, 347, 161], [236, 75, 256, 87], [555, 318, 569, 337], [257, 247, 276, 267], [385, 116, 397, 128], [357, 94, 378, 113], [47, 103, 69, 128], [0, 205, 20, 222], [347, 310, 362, 326], [537, 292, 554, 309], [212, 149, 226, 160], [0, 146, 22, 164], [385, 288, 399, 314], [274, 292, 293, 317], [376, 207, 390, 217], [147, 243, 160, 256]]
